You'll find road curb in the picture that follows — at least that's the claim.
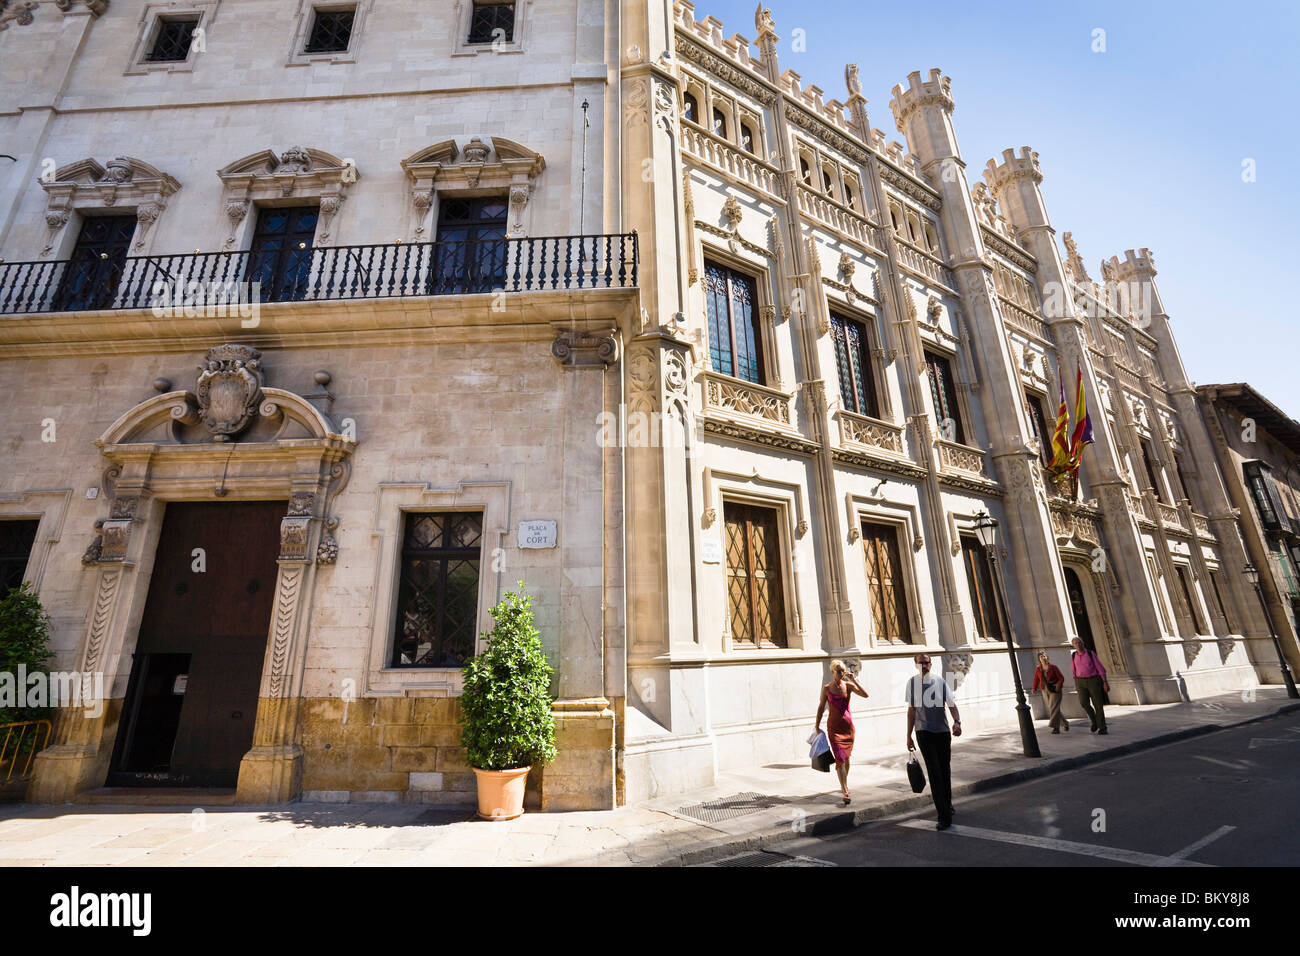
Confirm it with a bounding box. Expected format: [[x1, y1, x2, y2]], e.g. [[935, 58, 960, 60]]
[[668, 700, 1300, 867]]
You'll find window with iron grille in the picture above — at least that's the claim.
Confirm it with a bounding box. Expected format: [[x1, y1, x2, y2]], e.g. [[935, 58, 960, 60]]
[[829, 313, 878, 418], [392, 512, 482, 668], [924, 350, 965, 445], [960, 536, 1001, 641], [704, 260, 764, 384], [145, 16, 200, 62], [724, 502, 787, 648], [304, 7, 355, 53], [0, 520, 39, 597], [468, 2, 515, 43], [861, 521, 911, 643]]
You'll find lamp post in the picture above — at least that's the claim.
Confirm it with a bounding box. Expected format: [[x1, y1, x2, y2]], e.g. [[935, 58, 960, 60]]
[[973, 510, 1041, 757], [1242, 562, 1300, 699]]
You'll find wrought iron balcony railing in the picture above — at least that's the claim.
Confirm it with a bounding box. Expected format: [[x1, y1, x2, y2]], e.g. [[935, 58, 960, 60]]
[[0, 233, 638, 315]]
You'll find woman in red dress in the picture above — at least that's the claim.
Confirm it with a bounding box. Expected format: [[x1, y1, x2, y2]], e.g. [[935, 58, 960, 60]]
[[815, 659, 869, 805]]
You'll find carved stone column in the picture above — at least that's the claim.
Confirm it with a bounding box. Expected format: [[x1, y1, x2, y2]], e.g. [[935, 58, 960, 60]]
[[236, 490, 323, 802]]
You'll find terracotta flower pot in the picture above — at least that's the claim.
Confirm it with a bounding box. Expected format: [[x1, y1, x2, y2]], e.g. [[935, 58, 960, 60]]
[[473, 766, 530, 821]]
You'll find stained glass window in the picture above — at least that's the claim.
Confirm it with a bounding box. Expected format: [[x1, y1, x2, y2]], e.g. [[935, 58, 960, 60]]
[[925, 350, 965, 445], [830, 313, 878, 417], [704, 261, 763, 384]]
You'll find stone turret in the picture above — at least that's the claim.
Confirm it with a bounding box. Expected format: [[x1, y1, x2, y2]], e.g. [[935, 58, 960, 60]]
[[888, 70, 956, 170], [983, 147, 1046, 234]]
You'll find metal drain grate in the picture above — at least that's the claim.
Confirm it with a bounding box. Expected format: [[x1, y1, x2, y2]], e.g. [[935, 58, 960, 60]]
[[714, 851, 786, 867], [675, 791, 788, 823]]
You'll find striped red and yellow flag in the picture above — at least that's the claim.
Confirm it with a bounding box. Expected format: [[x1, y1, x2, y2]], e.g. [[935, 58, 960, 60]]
[[1049, 372, 1072, 473], [1068, 361, 1095, 472]]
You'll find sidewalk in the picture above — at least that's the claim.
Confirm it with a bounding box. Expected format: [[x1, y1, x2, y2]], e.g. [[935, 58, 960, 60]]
[[0, 688, 1295, 867]]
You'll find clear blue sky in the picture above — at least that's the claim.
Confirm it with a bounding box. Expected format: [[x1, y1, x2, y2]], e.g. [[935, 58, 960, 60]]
[[699, 0, 1300, 415]]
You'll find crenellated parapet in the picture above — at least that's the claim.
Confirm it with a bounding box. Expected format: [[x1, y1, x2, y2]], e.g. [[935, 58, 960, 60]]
[[1108, 247, 1158, 281], [888, 68, 955, 132], [984, 146, 1043, 196]]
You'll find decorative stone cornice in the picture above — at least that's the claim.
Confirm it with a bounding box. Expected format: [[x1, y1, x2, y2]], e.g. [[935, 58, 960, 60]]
[[877, 160, 942, 213], [783, 101, 871, 166], [935, 471, 1003, 496], [38, 155, 180, 254], [831, 448, 929, 481], [676, 36, 776, 105], [696, 219, 772, 259], [703, 417, 820, 456], [981, 227, 1037, 275], [217, 146, 357, 246], [401, 137, 545, 238]]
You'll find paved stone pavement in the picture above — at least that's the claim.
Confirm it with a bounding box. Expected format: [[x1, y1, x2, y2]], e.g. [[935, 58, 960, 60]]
[[1, 688, 1294, 867]]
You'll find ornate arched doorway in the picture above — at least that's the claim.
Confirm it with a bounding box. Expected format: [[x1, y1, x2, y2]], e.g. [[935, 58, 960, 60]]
[[28, 344, 356, 803]]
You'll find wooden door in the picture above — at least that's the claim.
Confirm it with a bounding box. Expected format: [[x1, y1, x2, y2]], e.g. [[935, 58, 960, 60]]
[[109, 501, 284, 787], [724, 503, 787, 647], [862, 522, 911, 642]]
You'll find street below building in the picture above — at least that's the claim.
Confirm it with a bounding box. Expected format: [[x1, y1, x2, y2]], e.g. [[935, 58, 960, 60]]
[[707, 711, 1300, 867]]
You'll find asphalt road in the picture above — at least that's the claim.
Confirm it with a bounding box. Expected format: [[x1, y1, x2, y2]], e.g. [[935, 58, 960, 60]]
[[710, 711, 1300, 867]]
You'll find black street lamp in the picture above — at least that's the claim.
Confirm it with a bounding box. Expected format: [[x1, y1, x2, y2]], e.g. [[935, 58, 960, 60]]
[[1242, 562, 1300, 699], [973, 510, 1041, 757]]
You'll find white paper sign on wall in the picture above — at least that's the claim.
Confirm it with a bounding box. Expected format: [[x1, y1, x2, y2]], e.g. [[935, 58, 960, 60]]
[[518, 520, 558, 549], [701, 537, 723, 564]]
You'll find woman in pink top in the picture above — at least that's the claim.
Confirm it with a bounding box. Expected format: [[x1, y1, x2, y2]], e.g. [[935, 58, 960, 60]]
[[1070, 636, 1110, 734], [815, 660, 869, 805]]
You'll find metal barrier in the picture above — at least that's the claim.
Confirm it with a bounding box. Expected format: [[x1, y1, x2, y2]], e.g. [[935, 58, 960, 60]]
[[0, 719, 52, 784]]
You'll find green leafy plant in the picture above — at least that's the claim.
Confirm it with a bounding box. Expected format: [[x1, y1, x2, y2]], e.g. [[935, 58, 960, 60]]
[[460, 584, 557, 771], [0, 582, 53, 725]]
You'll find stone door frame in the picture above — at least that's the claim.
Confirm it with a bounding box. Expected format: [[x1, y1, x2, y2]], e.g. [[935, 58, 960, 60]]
[[28, 377, 356, 804]]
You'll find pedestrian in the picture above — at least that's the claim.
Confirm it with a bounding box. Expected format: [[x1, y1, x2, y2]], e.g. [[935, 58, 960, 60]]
[[1070, 636, 1109, 734], [905, 653, 961, 830], [1032, 650, 1069, 734], [815, 659, 869, 805]]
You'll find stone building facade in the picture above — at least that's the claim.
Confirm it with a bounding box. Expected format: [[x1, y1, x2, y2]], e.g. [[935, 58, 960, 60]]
[[0, 0, 1289, 810], [2, 0, 631, 809], [615, 1, 1281, 800], [1197, 383, 1300, 684]]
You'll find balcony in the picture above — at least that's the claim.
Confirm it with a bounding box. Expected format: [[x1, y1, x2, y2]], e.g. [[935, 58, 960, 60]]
[[1156, 500, 1186, 532], [837, 409, 904, 456], [0, 234, 638, 315], [935, 438, 990, 478], [702, 371, 794, 428]]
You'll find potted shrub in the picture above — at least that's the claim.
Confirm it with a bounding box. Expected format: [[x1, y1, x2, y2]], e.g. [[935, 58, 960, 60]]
[[460, 584, 556, 820], [0, 582, 53, 727]]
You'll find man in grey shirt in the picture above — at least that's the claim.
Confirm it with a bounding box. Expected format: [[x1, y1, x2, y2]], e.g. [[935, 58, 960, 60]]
[[905, 652, 962, 830]]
